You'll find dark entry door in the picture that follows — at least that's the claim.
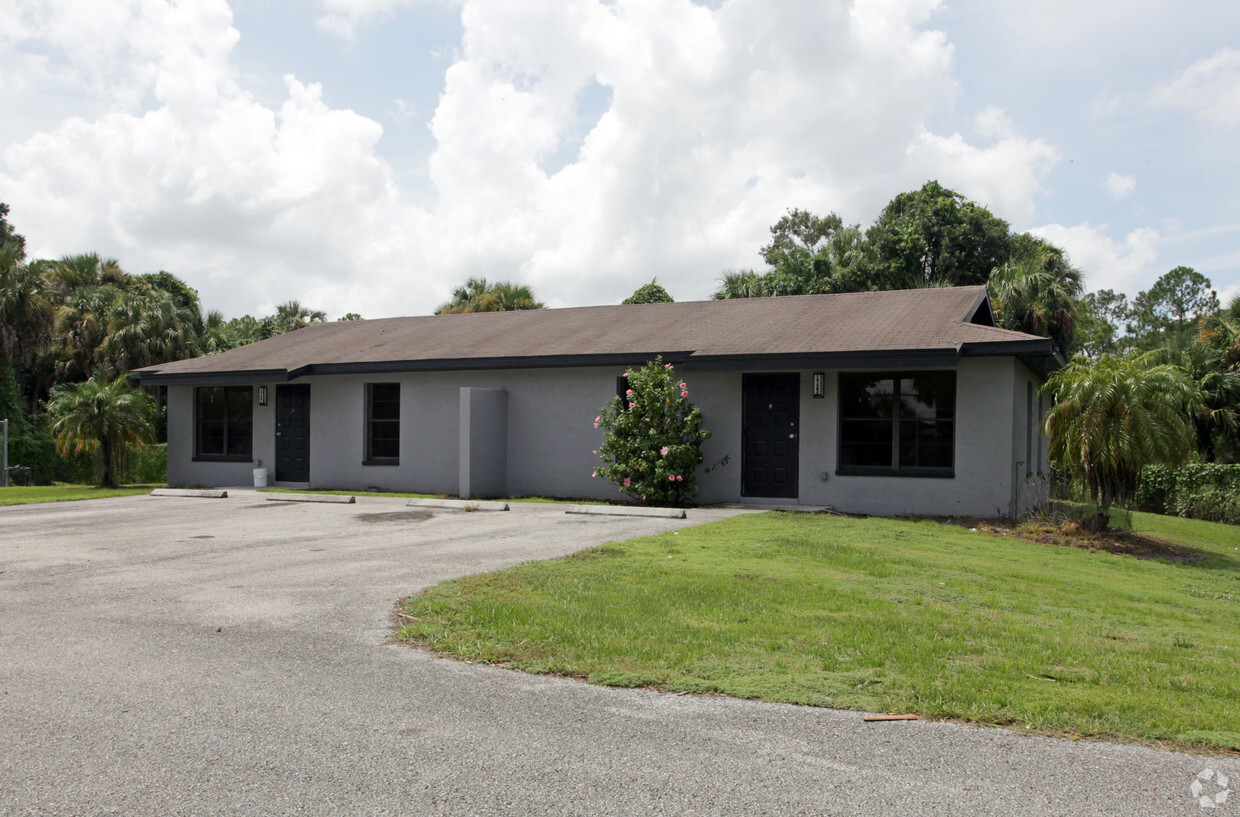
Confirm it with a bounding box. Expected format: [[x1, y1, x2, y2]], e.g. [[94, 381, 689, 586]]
[[742, 373, 799, 498], [275, 384, 310, 483]]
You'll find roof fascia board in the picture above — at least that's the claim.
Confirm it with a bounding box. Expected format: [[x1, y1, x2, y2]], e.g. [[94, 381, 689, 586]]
[[959, 339, 1055, 357], [131, 369, 291, 386], [684, 349, 962, 371]]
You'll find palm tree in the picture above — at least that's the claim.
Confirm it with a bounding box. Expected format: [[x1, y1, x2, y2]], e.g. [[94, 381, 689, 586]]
[[47, 372, 156, 487], [101, 288, 202, 373], [266, 300, 327, 335], [435, 277, 545, 314], [0, 260, 53, 372], [53, 284, 121, 382], [46, 253, 124, 296], [989, 240, 1083, 354], [202, 310, 241, 354], [1153, 339, 1240, 461], [712, 269, 770, 299], [489, 281, 544, 311], [1042, 354, 1199, 530]]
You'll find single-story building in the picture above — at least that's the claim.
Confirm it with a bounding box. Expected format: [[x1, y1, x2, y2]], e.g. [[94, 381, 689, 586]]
[[132, 285, 1060, 517]]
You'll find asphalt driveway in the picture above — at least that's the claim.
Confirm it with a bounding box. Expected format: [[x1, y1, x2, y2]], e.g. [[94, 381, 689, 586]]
[[0, 491, 1234, 816]]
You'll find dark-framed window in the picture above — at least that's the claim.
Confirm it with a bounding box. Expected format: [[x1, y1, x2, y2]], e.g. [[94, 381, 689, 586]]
[[194, 386, 253, 461], [365, 383, 400, 464], [837, 371, 955, 477]]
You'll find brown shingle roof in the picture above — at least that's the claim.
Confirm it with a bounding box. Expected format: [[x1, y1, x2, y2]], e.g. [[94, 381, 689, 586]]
[[133, 286, 1055, 383]]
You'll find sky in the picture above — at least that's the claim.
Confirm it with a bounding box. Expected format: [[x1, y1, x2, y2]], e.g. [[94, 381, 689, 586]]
[[1, 0, 1238, 320]]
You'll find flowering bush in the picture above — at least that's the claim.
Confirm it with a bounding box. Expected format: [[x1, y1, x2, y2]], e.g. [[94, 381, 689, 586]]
[[593, 358, 728, 506]]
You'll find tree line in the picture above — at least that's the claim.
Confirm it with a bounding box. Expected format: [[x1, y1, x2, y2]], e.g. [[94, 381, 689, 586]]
[[0, 202, 355, 483], [3, 180, 1237, 497]]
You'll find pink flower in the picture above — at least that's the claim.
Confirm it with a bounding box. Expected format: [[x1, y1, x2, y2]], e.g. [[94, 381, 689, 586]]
[[676, 475, 683, 482], [623, 478, 631, 487], [622, 372, 629, 378], [591, 470, 598, 478], [679, 382, 686, 389], [625, 389, 633, 396], [592, 450, 598, 455], [593, 422, 599, 429], [680, 390, 689, 398], [660, 446, 669, 456], [668, 475, 676, 482], [665, 363, 674, 369], [629, 402, 636, 409]]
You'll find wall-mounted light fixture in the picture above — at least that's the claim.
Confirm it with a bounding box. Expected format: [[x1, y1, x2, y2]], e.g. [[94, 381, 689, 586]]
[[258, 386, 268, 406], [812, 372, 825, 399]]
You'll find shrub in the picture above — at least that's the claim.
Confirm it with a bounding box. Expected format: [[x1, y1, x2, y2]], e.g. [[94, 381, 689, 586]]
[[1137, 463, 1240, 525], [594, 358, 728, 506], [119, 443, 167, 484], [1135, 465, 1178, 515]]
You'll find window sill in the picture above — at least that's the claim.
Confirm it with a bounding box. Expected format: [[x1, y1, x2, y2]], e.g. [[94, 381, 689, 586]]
[[363, 459, 400, 467], [193, 456, 254, 463], [835, 467, 954, 479]]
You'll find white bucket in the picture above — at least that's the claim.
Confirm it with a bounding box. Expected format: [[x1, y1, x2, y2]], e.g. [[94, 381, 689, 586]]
[[253, 468, 269, 488]]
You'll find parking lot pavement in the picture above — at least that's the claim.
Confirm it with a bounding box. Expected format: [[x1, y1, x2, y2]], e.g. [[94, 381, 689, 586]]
[[1, 492, 1235, 816]]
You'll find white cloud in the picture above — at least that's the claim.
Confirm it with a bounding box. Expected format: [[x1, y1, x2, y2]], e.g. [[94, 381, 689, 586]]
[[1030, 222, 1160, 294], [904, 108, 1059, 224], [2, 0, 1067, 318], [1152, 48, 1240, 128], [317, 0, 418, 39], [1102, 171, 1136, 201]]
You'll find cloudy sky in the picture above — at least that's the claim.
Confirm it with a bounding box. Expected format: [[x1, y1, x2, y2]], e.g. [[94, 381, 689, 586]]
[[2, 0, 1237, 319]]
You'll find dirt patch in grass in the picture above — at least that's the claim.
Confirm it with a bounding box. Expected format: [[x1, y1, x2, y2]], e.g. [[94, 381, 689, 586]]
[[962, 518, 1208, 563]]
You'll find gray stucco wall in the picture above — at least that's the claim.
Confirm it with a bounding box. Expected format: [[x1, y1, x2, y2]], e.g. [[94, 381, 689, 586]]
[[460, 388, 508, 499], [165, 356, 1046, 517], [166, 384, 275, 488], [789, 357, 1048, 518]]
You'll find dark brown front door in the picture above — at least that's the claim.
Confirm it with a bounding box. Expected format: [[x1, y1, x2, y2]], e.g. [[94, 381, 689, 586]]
[[275, 384, 310, 483], [742, 373, 799, 498]]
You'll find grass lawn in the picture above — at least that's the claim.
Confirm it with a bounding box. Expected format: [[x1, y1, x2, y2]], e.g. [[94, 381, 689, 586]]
[[397, 509, 1240, 752], [0, 484, 156, 505]]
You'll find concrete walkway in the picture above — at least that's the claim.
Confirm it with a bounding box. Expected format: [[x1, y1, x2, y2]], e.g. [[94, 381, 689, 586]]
[[0, 492, 1233, 816]]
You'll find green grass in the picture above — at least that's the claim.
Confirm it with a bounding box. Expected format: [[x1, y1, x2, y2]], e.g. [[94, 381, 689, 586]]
[[397, 509, 1240, 752], [0, 484, 156, 505]]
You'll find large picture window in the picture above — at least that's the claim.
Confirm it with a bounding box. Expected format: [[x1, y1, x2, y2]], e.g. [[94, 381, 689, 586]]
[[195, 386, 253, 460], [838, 371, 955, 477], [365, 383, 400, 464]]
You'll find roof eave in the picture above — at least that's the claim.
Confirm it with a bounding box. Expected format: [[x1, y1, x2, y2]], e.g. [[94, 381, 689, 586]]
[[684, 348, 963, 371]]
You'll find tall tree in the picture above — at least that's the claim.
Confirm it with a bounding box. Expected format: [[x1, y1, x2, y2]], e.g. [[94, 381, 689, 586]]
[[1042, 354, 1199, 530], [46, 253, 125, 296], [712, 269, 770, 299], [47, 372, 155, 487], [1154, 341, 1240, 462], [0, 202, 26, 275], [435, 277, 545, 314], [1128, 266, 1219, 348], [101, 288, 203, 373], [758, 209, 846, 294], [988, 235, 1083, 354], [865, 180, 1013, 290], [1075, 289, 1132, 358], [263, 300, 328, 336], [623, 279, 674, 304]]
